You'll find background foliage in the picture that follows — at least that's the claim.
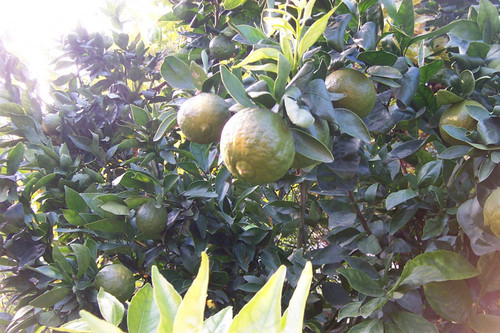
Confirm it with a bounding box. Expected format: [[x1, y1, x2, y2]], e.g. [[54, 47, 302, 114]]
[[2, 0, 500, 332]]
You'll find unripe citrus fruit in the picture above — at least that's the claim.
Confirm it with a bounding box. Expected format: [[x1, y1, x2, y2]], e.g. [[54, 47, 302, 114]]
[[325, 68, 376, 118], [42, 113, 61, 136], [220, 108, 295, 185], [135, 201, 168, 237], [94, 264, 135, 302], [177, 93, 231, 144], [483, 188, 500, 238], [439, 100, 483, 146], [209, 36, 235, 61], [292, 118, 331, 169]]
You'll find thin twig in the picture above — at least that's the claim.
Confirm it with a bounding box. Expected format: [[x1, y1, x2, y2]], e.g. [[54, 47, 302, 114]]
[[297, 173, 307, 249], [347, 190, 372, 235]]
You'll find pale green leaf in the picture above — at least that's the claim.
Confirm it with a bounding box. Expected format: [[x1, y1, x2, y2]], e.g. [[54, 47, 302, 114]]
[[97, 289, 124, 327], [228, 266, 286, 333], [79, 311, 124, 333], [202, 307, 233, 333], [152, 265, 182, 333], [282, 262, 312, 333], [128, 284, 160, 333], [173, 252, 209, 333]]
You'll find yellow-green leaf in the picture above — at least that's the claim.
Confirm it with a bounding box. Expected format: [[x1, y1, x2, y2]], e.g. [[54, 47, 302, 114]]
[[173, 252, 209, 333], [282, 262, 312, 333], [79, 311, 124, 333], [152, 265, 182, 333]]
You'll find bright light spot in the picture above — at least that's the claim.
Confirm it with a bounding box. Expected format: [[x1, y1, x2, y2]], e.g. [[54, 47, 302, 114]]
[[0, 0, 166, 105]]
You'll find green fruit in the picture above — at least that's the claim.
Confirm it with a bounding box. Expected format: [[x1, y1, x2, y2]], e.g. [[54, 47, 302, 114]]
[[42, 113, 61, 136], [483, 188, 500, 239], [439, 100, 484, 146], [177, 93, 231, 144], [94, 264, 135, 302], [220, 108, 295, 185], [135, 201, 168, 237], [325, 68, 376, 118], [292, 118, 331, 169], [209, 36, 235, 61]]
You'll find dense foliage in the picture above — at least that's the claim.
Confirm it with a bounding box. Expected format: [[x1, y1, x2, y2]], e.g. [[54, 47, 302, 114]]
[[2, 0, 500, 332]]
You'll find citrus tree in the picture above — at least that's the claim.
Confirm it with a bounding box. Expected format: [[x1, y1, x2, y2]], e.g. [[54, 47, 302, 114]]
[[2, 0, 500, 332]]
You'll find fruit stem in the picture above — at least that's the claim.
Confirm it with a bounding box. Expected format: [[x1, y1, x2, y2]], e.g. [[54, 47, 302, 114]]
[[297, 173, 307, 249], [348, 190, 372, 235]]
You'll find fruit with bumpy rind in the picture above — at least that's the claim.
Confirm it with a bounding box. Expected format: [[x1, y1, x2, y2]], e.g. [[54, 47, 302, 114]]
[[220, 108, 295, 185], [177, 93, 231, 144], [94, 264, 135, 302]]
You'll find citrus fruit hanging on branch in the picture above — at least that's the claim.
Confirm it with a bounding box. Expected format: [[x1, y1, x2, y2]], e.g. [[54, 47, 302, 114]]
[[135, 201, 168, 237], [177, 93, 231, 144], [483, 188, 500, 239], [94, 264, 135, 302], [439, 99, 484, 146], [209, 35, 235, 61], [220, 108, 295, 185], [325, 68, 376, 118]]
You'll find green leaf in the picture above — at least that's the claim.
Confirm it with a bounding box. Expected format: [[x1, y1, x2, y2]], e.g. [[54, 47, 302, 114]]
[[386, 189, 418, 210], [161, 56, 196, 90], [173, 252, 209, 333], [52, 246, 74, 278], [152, 265, 181, 333], [131, 105, 150, 126], [233, 48, 281, 69], [202, 307, 233, 333], [85, 218, 126, 233], [6, 142, 24, 175], [58, 318, 91, 332], [337, 268, 385, 297], [274, 53, 291, 101], [423, 280, 472, 323], [154, 111, 177, 142], [417, 160, 442, 188], [65, 186, 89, 213], [282, 262, 313, 333], [437, 145, 471, 159], [80, 311, 124, 333], [348, 319, 383, 333], [357, 50, 398, 66], [338, 302, 363, 321], [97, 289, 125, 327], [221, 66, 255, 108], [223, 0, 247, 10], [391, 311, 437, 333], [397, 0, 414, 36], [367, 66, 403, 79], [392, 250, 477, 292], [190, 61, 207, 90], [234, 186, 259, 212], [29, 287, 71, 308], [469, 314, 500, 332], [229, 266, 286, 333], [478, 0, 500, 40], [419, 60, 443, 84], [460, 70, 475, 96], [477, 117, 500, 146], [291, 128, 333, 163], [70, 244, 92, 279], [285, 98, 315, 128], [99, 201, 130, 216], [331, 108, 371, 144], [128, 284, 160, 333], [0, 102, 24, 115], [297, 8, 335, 59], [234, 25, 267, 44]]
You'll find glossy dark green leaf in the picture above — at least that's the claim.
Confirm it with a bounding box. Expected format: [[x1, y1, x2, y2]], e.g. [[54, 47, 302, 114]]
[[131, 105, 149, 127], [436, 90, 464, 105], [478, 0, 500, 40], [417, 160, 442, 188], [388, 140, 424, 159], [274, 53, 291, 101], [70, 244, 92, 279], [29, 287, 71, 308], [367, 66, 402, 79], [460, 70, 475, 96], [291, 128, 333, 163], [323, 14, 351, 52], [423, 280, 472, 323], [128, 284, 160, 333], [354, 22, 377, 51], [437, 145, 471, 159], [357, 50, 398, 66], [477, 117, 500, 145], [441, 125, 473, 144], [419, 60, 443, 84], [65, 186, 89, 213], [393, 67, 420, 107], [85, 218, 126, 233], [338, 301, 362, 321], [392, 311, 437, 333], [393, 250, 477, 292], [331, 108, 371, 144], [397, 0, 414, 36], [6, 142, 24, 175], [302, 79, 335, 122], [469, 314, 500, 333], [386, 189, 418, 210], [221, 66, 255, 108], [422, 214, 448, 240], [389, 205, 418, 235], [153, 111, 177, 142], [349, 319, 384, 333], [160, 55, 196, 90], [337, 268, 385, 297]]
